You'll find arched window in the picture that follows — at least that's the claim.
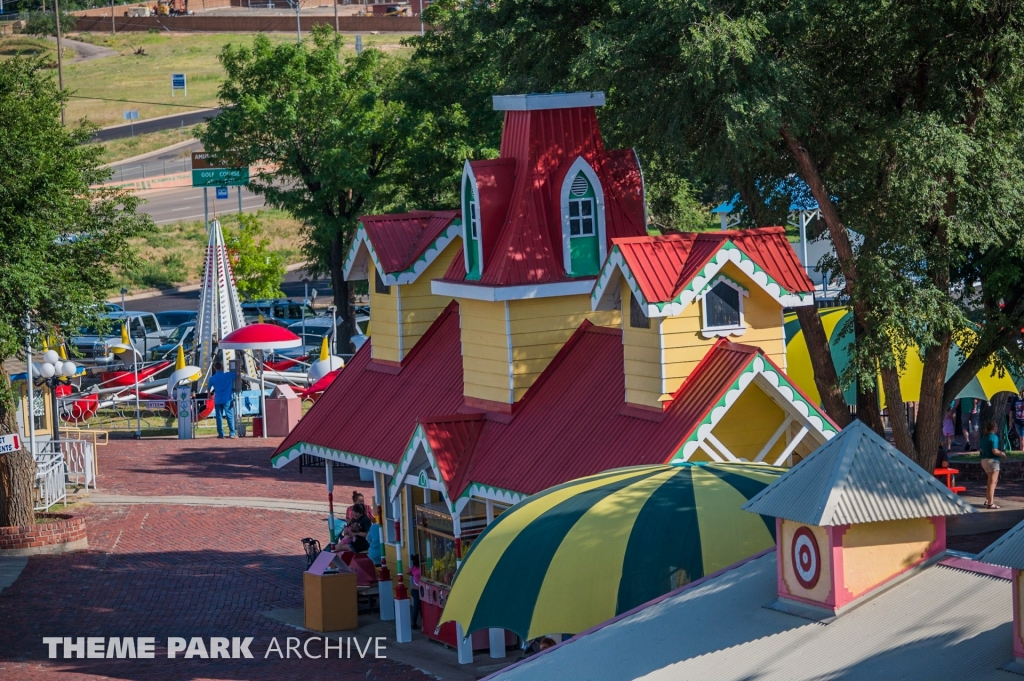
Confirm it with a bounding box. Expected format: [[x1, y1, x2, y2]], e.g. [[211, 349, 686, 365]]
[[699, 275, 748, 336], [560, 158, 606, 277], [462, 162, 483, 280]]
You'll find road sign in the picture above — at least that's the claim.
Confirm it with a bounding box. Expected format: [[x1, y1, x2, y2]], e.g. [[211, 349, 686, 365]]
[[216, 186, 229, 199], [122, 110, 139, 120], [0, 433, 21, 454], [191, 152, 249, 187], [171, 73, 186, 97]]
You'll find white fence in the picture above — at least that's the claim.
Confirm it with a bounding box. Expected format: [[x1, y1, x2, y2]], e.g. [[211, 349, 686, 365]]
[[31, 438, 98, 511]]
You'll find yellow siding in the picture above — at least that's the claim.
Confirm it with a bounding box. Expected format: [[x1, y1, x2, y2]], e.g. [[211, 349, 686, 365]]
[[367, 238, 461, 363], [660, 261, 786, 392], [460, 294, 621, 405], [370, 273, 400, 363], [712, 384, 787, 462], [622, 280, 664, 409]]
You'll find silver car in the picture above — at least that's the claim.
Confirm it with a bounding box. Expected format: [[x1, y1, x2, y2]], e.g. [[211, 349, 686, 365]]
[[71, 311, 168, 364]]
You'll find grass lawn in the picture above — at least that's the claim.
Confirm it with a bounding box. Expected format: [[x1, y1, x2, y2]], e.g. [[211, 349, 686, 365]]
[[68, 31, 409, 128], [120, 208, 305, 293], [94, 125, 200, 165]]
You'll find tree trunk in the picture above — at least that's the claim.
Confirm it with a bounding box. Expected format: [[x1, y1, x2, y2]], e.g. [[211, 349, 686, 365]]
[[794, 305, 851, 427], [329, 234, 354, 356], [857, 385, 886, 436], [0, 365, 34, 528], [881, 365, 920, 462], [913, 335, 952, 464], [982, 392, 1012, 441]]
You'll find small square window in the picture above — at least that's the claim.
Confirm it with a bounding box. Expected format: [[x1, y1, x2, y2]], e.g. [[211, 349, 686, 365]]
[[705, 281, 741, 328], [375, 269, 390, 295], [630, 294, 650, 329]]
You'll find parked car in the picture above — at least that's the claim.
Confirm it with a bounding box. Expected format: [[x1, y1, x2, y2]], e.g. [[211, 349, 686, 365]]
[[272, 315, 368, 362], [149, 322, 195, 361], [71, 311, 168, 364], [241, 300, 315, 327], [155, 309, 197, 330]]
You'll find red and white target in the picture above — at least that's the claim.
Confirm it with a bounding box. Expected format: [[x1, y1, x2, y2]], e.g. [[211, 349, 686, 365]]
[[792, 526, 821, 589]]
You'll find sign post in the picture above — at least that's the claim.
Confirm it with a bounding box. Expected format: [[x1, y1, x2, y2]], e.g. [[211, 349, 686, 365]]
[[122, 109, 139, 137], [171, 73, 186, 98]]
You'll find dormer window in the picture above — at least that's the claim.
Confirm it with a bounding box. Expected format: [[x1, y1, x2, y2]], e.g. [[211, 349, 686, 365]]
[[462, 163, 483, 280], [699, 275, 748, 337], [560, 158, 606, 277]]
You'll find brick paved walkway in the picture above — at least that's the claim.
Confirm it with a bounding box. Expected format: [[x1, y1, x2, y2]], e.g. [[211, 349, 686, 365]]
[[0, 438, 426, 681]]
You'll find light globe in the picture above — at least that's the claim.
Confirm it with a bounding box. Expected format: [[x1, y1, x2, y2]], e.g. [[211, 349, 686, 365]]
[[39, 362, 56, 378], [61, 361, 77, 377], [43, 350, 60, 364]]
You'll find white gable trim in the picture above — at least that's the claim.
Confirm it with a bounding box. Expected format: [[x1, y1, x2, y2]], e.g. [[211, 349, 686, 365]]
[[560, 157, 608, 276], [431, 277, 596, 301], [592, 241, 813, 318], [698, 274, 750, 338], [387, 424, 456, 512], [670, 355, 838, 465], [343, 221, 462, 287]]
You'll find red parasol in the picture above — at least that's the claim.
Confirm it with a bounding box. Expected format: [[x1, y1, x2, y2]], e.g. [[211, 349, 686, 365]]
[[219, 323, 302, 350]]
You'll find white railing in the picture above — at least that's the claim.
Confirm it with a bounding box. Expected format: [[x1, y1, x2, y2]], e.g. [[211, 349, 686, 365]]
[[34, 454, 67, 511], [61, 439, 97, 490]]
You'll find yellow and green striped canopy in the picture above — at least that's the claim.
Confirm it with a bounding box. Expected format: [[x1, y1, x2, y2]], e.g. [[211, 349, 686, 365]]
[[440, 463, 783, 641], [785, 307, 1021, 406]]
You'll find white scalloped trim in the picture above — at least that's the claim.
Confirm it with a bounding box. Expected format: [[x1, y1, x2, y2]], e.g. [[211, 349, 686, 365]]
[[271, 441, 396, 474], [343, 221, 462, 286]]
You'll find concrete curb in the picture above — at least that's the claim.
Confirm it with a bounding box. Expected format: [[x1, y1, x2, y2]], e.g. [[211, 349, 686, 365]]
[[85, 493, 334, 514], [102, 138, 200, 169], [0, 538, 89, 557]]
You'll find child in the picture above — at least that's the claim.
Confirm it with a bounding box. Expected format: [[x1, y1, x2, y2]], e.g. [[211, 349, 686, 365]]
[[942, 407, 956, 453], [981, 420, 1008, 509]]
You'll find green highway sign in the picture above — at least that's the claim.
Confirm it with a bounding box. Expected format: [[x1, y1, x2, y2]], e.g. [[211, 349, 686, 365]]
[[192, 167, 249, 187]]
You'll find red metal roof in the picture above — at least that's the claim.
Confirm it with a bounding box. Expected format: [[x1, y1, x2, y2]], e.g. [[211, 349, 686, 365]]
[[419, 414, 484, 491], [273, 302, 466, 466], [360, 210, 460, 274], [440, 107, 646, 287], [614, 227, 814, 304], [444, 332, 766, 498]]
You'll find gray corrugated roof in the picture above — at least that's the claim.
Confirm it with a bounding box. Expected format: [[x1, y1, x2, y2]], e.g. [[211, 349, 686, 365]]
[[491, 554, 1013, 681], [977, 518, 1024, 570], [741, 420, 976, 525]]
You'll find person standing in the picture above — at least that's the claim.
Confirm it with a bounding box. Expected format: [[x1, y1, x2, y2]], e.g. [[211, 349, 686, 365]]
[[980, 420, 1008, 509], [1012, 389, 1024, 451], [208, 361, 237, 439], [942, 407, 956, 453], [962, 398, 981, 451]]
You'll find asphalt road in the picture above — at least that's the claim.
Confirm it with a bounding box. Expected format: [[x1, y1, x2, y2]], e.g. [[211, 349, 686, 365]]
[[139, 184, 268, 225], [123, 271, 334, 314], [90, 108, 223, 143]]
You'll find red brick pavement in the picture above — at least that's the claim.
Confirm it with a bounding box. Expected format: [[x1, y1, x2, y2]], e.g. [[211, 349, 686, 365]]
[[0, 503, 428, 681], [93, 436, 373, 503]]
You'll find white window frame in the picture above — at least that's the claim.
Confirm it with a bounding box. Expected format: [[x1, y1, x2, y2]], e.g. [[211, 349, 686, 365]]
[[698, 274, 748, 338], [461, 160, 485, 276], [560, 157, 606, 275]]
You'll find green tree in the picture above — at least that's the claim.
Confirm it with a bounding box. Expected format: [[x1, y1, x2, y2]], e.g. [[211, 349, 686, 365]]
[[0, 57, 150, 526], [24, 11, 77, 37], [202, 27, 416, 353], [225, 213, 286, 300]]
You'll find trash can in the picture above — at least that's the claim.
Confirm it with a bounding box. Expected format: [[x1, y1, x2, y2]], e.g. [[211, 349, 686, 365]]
[[304, 551, 359, 632], [265, 384, 301, 437]]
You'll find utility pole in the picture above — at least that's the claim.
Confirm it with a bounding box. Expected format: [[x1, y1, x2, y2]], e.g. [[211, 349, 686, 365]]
[[54, 0, 65, 125], [333, 0, 338, 32], [294, 0, 300, 44], [111, 0, 115, 34]]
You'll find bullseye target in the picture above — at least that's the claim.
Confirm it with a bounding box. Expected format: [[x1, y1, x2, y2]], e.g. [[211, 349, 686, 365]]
[[792, 526, 821, 589]]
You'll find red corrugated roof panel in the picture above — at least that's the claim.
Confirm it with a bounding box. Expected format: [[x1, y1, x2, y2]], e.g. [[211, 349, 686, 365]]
[[615, 227, 814, 304], [446, 333, 765, 499], [420, 414, 484, 490], [360, 210, 460, 274], [273, 302, 466, 466]]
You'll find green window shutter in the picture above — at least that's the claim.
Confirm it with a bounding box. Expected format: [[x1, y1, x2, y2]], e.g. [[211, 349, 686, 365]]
[[464, 181, 482, 280]]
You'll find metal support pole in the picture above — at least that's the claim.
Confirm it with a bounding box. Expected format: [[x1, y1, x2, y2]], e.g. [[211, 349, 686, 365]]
[[333, 0, 338, 31], [326, 463, 336, 542], [295, 0, 301, 43], [133, 347, 141, 438], [111, 0, 115, 34], [203, 187, 209, 230], [302, 282, 307, 351], [259, 350, 267, 439], [54, 0, 65, 125], [25, 326, 36, 457], [237, 186, 242, 215]]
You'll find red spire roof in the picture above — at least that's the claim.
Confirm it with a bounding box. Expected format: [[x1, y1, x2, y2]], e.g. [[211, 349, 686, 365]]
[[440, 105, 647, 288]]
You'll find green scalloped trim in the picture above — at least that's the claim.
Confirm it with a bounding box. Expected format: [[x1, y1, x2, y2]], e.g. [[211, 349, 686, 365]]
[[668, 355, 836, 463], [388, 423, 426, 498], [271, 441, 395, 472], [459, 482, 525, 504], [591, 246, 646, 307]]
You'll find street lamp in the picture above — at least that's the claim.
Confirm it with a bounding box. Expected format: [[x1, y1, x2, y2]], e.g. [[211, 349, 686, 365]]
[[30, 349, 79, 448], [111, 326, 142, 439]]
